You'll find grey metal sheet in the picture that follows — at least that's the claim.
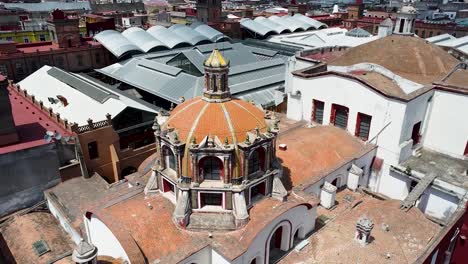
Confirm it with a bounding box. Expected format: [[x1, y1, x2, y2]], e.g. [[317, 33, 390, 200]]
[[229, 58, 284, 75], [240, 18, 274, 37], [47, 67, 113, 103], [168, 24, 211, 46], [147, 26, 191, 49], [235, 86, 282, 107], [122, 27, 168, 52], [95, 30, 143, 58], [292, 14, 327, 29], [254, 17, 289, 34], [137, 59, 182, 76], [191, 23, 228, 42]]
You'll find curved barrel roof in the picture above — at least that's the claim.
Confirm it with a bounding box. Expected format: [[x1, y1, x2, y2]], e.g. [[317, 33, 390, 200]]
[[168, 24, 211, 46], [191, 23, 230, 42], [254, 17, 290, 34], [146, 25, 191, 49], [95, 25, 230, 59], [122, 27, 168, 53], [94, 30, 143, 58], [240, 18, 275, 37], [241, 15, 326, 36]]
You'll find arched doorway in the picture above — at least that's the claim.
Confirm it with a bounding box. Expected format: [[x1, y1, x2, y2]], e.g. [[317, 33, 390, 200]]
[[292, 226, 304, 246], [198, 156, 223, 181], [266, 222, 291, 263]]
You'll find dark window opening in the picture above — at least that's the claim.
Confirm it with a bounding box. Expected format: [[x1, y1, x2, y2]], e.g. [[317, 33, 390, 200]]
[[330, 104, 349, 129], [250, 181, 266, 202], [88, 141, 99, 159], [355, 112, 372, 140], [248, 148, 265, 175], [312, 99, 324, 124], [464, 142, 468, 156], [162, 178, 175, 193], [399, 19, 405, 33], [200, 157, 223, 180], [411, 122, 422, 146], [409, 180, 418, 193], [200, 193, 222, 207]]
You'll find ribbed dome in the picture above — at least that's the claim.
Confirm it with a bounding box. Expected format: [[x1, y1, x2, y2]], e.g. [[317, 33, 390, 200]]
[[164, 97, 267, 144]]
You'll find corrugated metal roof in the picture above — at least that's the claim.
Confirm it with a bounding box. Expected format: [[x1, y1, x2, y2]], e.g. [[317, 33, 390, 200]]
[[47, 67, 114, 103], [97, 42, 289, 106], [254, 17, 290, 34], [191, 23, 229, 42], [240, 18, 275, 37], [146, 26, 191, 49], [168, 24, 211, 46], [122, 27, 168, 53], [94, 30, 143, 58], [3, 2, 91, 12], [137, 59, 182, 76], [293, 14, 327, 29]]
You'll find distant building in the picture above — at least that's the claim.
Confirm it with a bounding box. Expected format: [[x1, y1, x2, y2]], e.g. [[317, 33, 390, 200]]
[[0, 9, 112, 81], [196, 0, 222, 23]]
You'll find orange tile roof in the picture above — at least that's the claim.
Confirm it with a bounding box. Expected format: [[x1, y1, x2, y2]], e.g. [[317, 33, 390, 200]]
[[280, 193, 441, 264], [93, 192, 317, 263], [276, 125, 376, 190], [165, 97, 267, 144]]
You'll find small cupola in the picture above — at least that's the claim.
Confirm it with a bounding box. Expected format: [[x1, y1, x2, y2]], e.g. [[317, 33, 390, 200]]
[[394, 4, 417, 36], [203, 49, 231, 102]]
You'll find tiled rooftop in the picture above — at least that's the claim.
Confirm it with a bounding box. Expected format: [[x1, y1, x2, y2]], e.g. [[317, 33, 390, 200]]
[[279, 190, 442, 264], [276, 125, 376, 190]]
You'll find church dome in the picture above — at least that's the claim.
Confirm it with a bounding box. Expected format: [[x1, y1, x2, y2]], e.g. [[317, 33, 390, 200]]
[[164, 96, 267, 144], [329, 34, 459, 84]]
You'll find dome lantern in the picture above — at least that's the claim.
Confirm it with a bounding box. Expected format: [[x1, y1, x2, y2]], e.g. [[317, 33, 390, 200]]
[[203, 49, 231, 102]]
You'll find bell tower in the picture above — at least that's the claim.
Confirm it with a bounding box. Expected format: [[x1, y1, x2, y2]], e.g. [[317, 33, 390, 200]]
[[47, 9, 80, 48], [202, 49, 230, 102]]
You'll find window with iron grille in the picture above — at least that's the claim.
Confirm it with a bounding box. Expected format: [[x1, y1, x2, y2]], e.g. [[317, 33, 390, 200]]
[[312, 99, 324, 124], [355, 112, 372, 140], [330, 104, 348, 129]]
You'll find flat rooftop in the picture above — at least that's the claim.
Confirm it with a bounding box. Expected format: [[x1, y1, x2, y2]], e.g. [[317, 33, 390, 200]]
[[276, 125, 376, 190], [402, 148, 468, 189], [280, 189, 442, 264], [0, 85, 72, 155]]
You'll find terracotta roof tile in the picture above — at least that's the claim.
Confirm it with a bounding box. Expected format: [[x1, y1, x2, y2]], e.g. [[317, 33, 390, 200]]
[[276, 125, 375, 190]]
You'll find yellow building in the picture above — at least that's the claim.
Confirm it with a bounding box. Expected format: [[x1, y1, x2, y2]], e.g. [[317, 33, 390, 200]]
[[0, 27, 87, 43]]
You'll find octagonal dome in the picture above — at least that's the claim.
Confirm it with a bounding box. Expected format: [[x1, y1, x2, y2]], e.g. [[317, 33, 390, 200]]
[[163, 97, 267, 145]]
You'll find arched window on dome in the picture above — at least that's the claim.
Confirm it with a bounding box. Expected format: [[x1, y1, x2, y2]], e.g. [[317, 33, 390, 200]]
[[248, 148, 265, 175], [163, 146, 176, 172], [199, 156, 223, 180]]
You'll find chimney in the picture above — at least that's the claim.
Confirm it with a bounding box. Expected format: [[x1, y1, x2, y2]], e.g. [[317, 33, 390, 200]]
[[355, 216, 374, 246]]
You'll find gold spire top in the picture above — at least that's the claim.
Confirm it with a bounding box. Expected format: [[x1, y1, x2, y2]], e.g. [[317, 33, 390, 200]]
[[204, 49, 229, 68]]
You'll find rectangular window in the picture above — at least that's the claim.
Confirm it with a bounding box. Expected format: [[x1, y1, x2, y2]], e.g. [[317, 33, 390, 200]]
[[355, 112, 372, 140], [330, 103, 349, 129], [200, 193, 223, 208], [95, 53, 101, 64], [87, 141, 99, 159], [312, 99, 324, 124], [76, 55, 84, 66], [23, 37, 29, 43], [39, 34, 46, 41], [464, 142, 468, 156], [411, 122, 422, 145], [6, 37, 13, 41], [0, 64, 8, 75]]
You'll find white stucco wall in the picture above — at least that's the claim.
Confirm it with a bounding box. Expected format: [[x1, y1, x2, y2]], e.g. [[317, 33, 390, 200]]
[[86, 215, 130, 263], [231, 204, 316, 264], [47, 198, 82, 245], [181, 246, 213, 264], [423, 90, 468, 158], [400, 90, 433, 146], [418, 187, 460, 221]]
